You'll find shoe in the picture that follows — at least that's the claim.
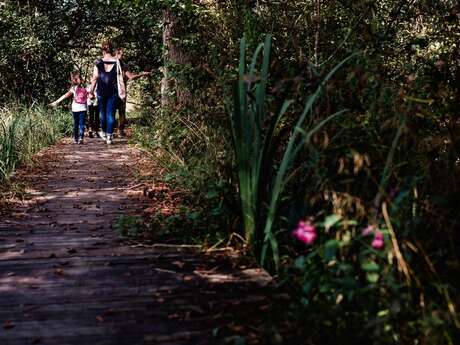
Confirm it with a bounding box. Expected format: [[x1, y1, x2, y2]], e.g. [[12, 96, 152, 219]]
[[78, 138, 84, 145], [88, 131, 94, 138], [106, 134, 113, 145], [98, 131, 106, 140], [72, 139, 78, 144]]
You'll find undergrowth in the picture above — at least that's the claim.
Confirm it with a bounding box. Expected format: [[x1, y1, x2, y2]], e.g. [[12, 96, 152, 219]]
[[0, 102, 71, 184], [130, 107, 238, 246]]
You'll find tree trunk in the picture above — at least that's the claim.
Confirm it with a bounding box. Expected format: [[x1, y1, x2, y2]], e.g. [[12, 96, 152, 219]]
[[161, 8, 191, 109]]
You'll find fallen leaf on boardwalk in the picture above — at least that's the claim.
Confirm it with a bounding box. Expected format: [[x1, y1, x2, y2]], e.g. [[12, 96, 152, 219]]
[[3, 320, 14, 329], [54, 268, 65, 277], [6, 272, 15, 277], [183, 275, 194, 281], [96, 315, 104, 323], [172, 261, 185, 268]]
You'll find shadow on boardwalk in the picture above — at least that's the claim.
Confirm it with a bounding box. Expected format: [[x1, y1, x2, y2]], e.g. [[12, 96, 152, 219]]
[[0, 138, 272, 345]]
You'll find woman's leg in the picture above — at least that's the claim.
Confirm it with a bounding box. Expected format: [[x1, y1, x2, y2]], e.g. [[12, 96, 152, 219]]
[[98, 96, 107, 135], [105, 94, 118, 135], [94, 105, 100, 132]]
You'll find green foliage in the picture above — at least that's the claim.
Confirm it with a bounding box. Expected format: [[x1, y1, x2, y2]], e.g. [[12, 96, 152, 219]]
[[283, 214, 459, 344], [131, 106, 236, 244], [126, 1, 459, 342], [114, 215, 142, 239], [0, 103, 70, 182], [229, 35, 355, 269], [2, 0, 459, 343]]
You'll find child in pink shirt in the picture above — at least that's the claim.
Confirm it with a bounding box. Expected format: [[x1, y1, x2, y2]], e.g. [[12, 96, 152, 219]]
[[50, 71, 89, 144]]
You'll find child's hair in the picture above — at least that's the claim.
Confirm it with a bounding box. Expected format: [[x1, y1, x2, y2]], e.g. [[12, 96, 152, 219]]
[[101, 39, 115, 55], [70, 71, 82, 86]]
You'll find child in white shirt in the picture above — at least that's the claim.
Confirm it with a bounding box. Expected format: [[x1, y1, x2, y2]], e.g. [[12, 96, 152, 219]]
[[50, 71, 89, 144]]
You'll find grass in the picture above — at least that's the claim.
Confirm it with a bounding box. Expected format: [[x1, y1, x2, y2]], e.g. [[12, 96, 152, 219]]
[[0, 102, 71, 183]]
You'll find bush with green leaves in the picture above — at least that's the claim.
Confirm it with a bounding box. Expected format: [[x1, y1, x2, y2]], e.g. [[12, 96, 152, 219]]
[[282, 213, 459, 345]]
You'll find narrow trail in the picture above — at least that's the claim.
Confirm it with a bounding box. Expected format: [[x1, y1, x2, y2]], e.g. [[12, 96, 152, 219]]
[[0, 138, 272, 345]]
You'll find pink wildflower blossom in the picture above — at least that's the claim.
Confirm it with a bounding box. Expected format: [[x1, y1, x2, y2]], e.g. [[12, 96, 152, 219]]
[[371, 237, 385, 249], [362, 226, 385, 249], [362, 225, 374, 236], [371, 230, 385, 249], [292, 220, 317, 245], [374, 230, 384, 240]]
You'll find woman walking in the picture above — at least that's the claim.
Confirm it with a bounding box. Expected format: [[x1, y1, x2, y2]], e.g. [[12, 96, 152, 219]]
[[89, 40, 125, 145]]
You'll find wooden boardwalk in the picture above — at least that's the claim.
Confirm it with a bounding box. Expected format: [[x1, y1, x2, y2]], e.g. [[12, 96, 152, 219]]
[[0, 138, 271, 345]]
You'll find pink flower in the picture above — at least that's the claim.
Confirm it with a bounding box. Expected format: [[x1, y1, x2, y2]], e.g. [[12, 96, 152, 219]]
[[292, 220, 317, 245], [371, 238, 385, 249], [302, 223, 316, 233], [362, 225, 374, 236], [362, 226, 385, 249], [374, 230, 384, 241], [371, 230, 385, 249], [297, 229, 317, 244]]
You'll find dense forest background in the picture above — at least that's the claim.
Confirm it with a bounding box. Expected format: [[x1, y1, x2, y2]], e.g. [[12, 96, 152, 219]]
[[1, 0, 459, 343]]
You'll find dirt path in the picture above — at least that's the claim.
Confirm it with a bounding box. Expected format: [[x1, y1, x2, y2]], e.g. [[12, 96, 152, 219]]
[[0, 138, 272, 345]]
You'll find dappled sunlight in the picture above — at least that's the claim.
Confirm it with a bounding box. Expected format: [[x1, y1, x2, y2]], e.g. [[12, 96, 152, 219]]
[[0, 251, 24, 260], [193, 268, 272, 287], [0, 275, 48, 292]]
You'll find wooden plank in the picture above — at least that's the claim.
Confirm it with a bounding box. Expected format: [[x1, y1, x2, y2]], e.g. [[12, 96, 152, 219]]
[[0, 139, 274, 345]]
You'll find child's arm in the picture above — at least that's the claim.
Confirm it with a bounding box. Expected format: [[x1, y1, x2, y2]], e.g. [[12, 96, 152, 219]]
[[50, 90, 72, 107]]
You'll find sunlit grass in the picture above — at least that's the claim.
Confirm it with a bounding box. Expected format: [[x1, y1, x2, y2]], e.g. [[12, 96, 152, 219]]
[[0, 102, 71, 183]]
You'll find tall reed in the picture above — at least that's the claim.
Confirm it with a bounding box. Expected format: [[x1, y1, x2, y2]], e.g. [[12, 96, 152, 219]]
[[0, 103, 71, 183], [229, 35, 357, 268]]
